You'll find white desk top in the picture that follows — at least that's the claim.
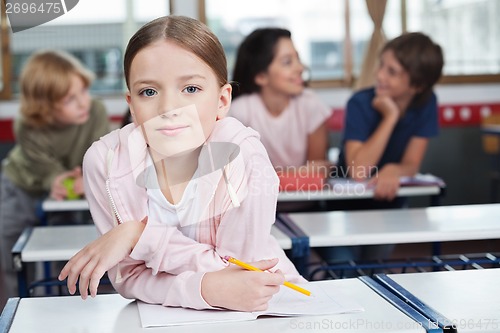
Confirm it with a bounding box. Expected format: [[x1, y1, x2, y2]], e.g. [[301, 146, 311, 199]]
[[44, 187, 440, 209], [271, 225, 292, 250], [21, 225, 99, 262], [5, 279, 425, 333], [285, 203, 500, 247], [41, 199, 89, 212], [20, 224, 291, 263], [278, 183, 441, 202], [389, 268, 500, 332], [42, 178, 442, 210], [482, 124, 500, 134]]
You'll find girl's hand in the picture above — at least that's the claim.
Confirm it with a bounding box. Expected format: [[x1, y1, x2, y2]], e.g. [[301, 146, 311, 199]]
[[201, 258, 285, 312], [58, 218, 147, 299], [368, 165, 400, 201]]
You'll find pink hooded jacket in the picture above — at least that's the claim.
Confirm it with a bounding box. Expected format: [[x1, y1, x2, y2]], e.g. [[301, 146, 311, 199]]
[[83, 117, 304, 310]]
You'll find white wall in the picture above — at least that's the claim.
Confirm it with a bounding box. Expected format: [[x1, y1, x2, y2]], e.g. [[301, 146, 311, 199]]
[[171, 0, 199, 18]]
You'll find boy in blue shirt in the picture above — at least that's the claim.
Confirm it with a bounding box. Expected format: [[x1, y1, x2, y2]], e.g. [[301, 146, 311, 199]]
[[338, 32, 443, 206], [319, 32, 444, 269]]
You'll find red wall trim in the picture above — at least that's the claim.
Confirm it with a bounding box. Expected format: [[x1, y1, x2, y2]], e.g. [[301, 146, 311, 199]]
[[2, 103, 500, 143], [327, 103, 500, 132], [0, 115, 125, 143]]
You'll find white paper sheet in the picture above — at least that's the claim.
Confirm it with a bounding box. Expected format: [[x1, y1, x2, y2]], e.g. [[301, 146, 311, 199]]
[[137, 282, 364, 327]]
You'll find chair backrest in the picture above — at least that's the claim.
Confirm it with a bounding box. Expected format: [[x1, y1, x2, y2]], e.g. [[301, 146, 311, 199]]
[[482, 114, 500, 154]]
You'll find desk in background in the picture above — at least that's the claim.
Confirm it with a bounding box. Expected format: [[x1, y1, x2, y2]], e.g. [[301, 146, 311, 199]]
[[277, 174, 446, 211], [11, 225, 99, 297], [279, 203, 500, 278], [481, 124, 500, 203], [481, 124, 500, 136], [42, 174, 446, 214], [11, 224, 292, 297], [41, 199, 89, 212]]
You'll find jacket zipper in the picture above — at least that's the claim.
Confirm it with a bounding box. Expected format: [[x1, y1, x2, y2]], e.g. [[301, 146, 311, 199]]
[[106, 149, 123, 225]]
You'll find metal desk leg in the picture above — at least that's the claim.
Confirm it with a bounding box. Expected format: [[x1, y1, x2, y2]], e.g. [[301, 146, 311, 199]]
[[11, 227, 33, 298], [275, 215, 310, 277]]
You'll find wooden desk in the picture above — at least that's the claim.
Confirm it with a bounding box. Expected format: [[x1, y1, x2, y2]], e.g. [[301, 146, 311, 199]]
[[388, 268, 500, 332], [1, 279, 428, 333]]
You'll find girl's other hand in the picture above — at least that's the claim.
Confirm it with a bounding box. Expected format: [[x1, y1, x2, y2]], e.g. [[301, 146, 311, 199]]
[[201, 258, 285, 312], [58, 218, 147, 299]]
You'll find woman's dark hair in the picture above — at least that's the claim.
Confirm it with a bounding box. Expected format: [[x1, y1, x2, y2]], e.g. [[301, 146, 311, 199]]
[[231, 28, 291, 99], [382, 32, 444, 107]]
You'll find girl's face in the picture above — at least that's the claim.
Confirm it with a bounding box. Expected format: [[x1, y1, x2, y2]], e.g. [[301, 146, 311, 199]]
[[53, 74, 91, 126], [375, 49, 418, 101], [256, 37, 305, 97], [126, 40, 231, 158]]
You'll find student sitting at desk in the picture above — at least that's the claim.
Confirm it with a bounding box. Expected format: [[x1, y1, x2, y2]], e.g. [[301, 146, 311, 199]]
[[318, 32, 444, 266], [229, 28, 332, 176], [0, 50, 110, 306], [58, 15, 305, 312], [337, 32, 443, 207]]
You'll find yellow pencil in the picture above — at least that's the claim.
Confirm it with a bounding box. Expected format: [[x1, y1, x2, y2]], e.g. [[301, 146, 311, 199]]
[[223, 256, 311, 296]]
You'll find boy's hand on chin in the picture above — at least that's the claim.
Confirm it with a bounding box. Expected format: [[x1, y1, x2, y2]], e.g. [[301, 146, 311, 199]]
[[372, 95, 399, 119]]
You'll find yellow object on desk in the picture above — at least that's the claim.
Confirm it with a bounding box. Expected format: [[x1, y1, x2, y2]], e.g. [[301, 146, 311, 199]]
[[62, 177, 80, 200], [223, 256, 311, 296]]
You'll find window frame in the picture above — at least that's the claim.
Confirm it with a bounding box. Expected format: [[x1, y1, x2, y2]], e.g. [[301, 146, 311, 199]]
[[0, 0, 11, 100], [0, 0, 174, 101]]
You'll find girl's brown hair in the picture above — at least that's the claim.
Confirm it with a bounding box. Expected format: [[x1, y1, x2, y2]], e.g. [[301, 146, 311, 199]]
[[20, 50, 94, 128], [124, 15, 228, 90]]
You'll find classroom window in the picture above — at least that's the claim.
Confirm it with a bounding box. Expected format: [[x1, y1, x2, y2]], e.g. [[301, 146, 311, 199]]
[[6, 0, 170, 97], [349, 0, 402, 78], [205, 0, 402, 83], [204, 0, 499, 86], [206, 0, 346, 82], [406, 0, 500, 76]]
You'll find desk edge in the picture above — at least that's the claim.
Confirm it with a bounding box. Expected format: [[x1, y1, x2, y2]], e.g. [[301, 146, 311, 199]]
[[0, 298, 20, 333]]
